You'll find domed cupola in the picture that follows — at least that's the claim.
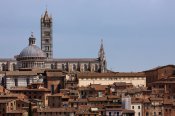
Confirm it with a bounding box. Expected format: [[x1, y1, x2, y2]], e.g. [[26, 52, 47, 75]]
[[16, 33, 46, 69]]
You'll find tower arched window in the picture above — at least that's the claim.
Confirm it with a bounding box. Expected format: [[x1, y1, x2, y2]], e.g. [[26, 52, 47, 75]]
[[73, 64, 76, 71], [46, 53, 49, 58], [84, 64, 88, 71]]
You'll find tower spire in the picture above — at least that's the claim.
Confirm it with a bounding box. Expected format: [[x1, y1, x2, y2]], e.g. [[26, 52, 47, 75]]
[[98, 39, 105, 59], [98, 39, 107, 73]]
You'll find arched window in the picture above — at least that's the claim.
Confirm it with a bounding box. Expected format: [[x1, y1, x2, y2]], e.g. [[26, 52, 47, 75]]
[[46, 53, 49, 57], [73, 64, 76, 71], [13, 63, 16, 71], [62, 64, 65, 70], [84, 64, 88, 71], [26, 78, 30, 85], [95, 64, 98, 71], [54, 62, 57, 69], [2, 63, 6, 71], [1, 77, 5, 85], [51, 64, 54, 69]]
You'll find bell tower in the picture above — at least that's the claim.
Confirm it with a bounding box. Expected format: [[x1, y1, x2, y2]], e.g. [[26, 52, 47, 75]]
[[41, 10, 53, 59]]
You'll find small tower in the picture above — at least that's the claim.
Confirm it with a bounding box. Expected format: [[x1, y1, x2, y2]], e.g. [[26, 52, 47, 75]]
[[41, 10, 53, 59], [29, 32, 36, 45], [98, 39, 107, 72]]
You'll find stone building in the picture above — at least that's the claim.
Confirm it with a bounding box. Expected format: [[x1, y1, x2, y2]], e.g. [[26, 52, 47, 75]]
[[144, 65, 175, 86], [0, 99, 16, 116], [150, 77, 175, 100], [131, 98, 142, 116], [77, 72, 146, 87], [4, 70, 43, 89]]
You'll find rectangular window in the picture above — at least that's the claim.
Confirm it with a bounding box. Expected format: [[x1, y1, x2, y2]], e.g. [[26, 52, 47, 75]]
[[26, 78, 30, 85], [51, 85, 54, 94], [15, 78, 18, 86]]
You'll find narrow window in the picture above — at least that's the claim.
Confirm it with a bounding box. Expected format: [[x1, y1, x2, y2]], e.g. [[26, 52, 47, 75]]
[[132, 106, 134, 109]]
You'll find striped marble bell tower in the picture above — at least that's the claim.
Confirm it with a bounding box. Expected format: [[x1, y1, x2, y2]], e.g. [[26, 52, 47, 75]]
[[41, 10, 53, 59]]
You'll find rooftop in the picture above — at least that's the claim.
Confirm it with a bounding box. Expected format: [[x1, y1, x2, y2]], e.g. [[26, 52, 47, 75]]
[[5, 71, 40, 76], [37, 108, 76, 112], [77, 72, 146, 78]]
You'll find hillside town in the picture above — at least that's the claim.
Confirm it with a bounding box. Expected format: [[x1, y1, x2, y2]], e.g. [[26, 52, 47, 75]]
[[0, 10, 175, 116]]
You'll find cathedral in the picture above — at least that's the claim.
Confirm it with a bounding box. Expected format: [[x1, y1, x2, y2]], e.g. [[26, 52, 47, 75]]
[[0, 10, 107, 73]]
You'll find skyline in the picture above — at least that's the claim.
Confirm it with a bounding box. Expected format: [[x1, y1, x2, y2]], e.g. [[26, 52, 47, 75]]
[[0, 0, 175, 72]]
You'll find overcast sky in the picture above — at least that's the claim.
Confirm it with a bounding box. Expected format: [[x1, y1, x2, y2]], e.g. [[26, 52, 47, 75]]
[[0, 0, 175, 72]]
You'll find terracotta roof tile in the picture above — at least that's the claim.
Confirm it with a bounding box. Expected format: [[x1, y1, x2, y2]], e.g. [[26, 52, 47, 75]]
[[122, 109, 135, 113], [107, 95, 120, 99], [46, 71, 63, 77], [90, 84, 107, 91], [6, 71, 38, 76], [9, 87, 50, 92], [88, 97, 107, 102], [7, 110, 27, 114], [69, 98, 88, 103], [78, 72, 145, 78], [0, 99, 15, 103], [37, 108, 76, 112], [131, 97, 143, 103], [149, 97, 163, 101], [163, 99, 173, 105], [144, 64, 175, 72]]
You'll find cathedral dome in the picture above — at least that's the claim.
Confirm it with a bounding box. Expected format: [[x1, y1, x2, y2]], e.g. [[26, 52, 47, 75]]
[[18, 34, 46, 58], [16, 34, 46, 69], [19, 45, 46, 58]]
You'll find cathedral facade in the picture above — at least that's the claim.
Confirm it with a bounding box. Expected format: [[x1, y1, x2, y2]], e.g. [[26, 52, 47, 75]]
[[0, 10, 107, 73]]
